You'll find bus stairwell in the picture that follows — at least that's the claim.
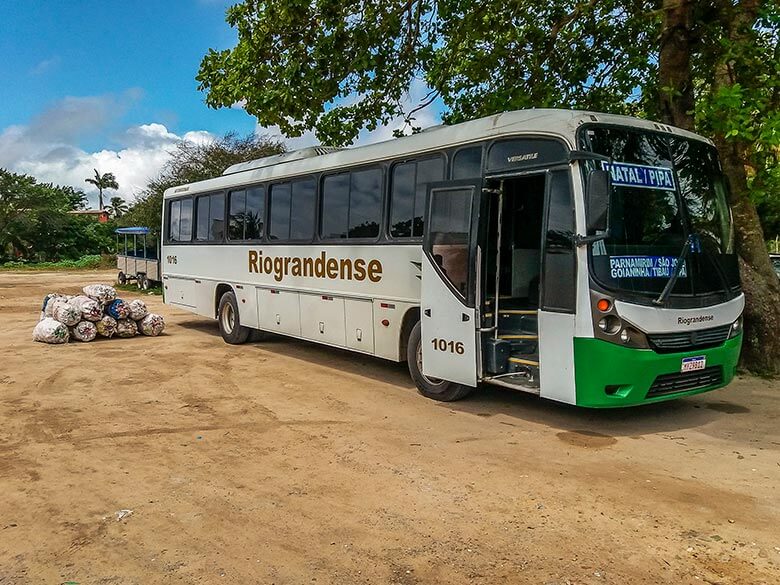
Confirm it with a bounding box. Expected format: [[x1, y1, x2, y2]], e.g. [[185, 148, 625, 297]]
[[481, 175, 544, 388]]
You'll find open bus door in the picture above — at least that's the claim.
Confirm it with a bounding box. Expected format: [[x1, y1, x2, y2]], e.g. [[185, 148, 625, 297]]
[[420, 181, 481, 386]]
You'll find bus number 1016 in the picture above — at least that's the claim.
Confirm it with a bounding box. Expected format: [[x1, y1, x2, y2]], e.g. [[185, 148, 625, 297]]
[[432, 338, 465, 355]]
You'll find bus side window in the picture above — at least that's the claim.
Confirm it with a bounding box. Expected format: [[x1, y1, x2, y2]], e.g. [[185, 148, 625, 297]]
[[196, 193, 225, 242], [269, 183, 291, 240], [245, 186, 265, 239], [390, 156, 444, 238], [179, 198, 193, 242], [168, 199, 181, 242], [290, 178, 316, 240], [452, 146, 482, 179], [321, 173, 350, 239], [542, 170, 576, 312], [228, 189, 246, 240], [349, 168, 381, 238]]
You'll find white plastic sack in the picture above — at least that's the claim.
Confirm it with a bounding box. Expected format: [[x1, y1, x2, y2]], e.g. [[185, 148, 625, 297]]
[[51, 299, 80, 327], [96, 315, 118, 338], [128, 299, 148, 321], [41, 293, 68, 319], [33, 317, 69, 344], [138, 313, 165, 336], [70, 320, 97, 342], [116, 319, 138, 338], [70, 295, 102, 321], [83, 283, 117, 305]]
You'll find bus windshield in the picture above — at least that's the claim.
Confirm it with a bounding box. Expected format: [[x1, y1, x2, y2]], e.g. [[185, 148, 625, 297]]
[[581, 126, 740, 305]]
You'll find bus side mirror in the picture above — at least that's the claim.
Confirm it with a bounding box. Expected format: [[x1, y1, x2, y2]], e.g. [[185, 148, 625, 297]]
[[587, 169, 610, 234]]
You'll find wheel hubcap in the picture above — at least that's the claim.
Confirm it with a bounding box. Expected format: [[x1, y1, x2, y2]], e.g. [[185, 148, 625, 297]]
[[222, 303, 235, 334], [416, 339, 444, 386]]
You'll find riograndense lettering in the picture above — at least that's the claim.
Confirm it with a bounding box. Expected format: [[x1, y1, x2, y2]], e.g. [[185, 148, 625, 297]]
[[248, 250, 382, 283], [677, 314, 715, 326]]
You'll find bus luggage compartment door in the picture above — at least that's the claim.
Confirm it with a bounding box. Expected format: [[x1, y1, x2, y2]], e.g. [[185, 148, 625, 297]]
[[420, 183, 479, 387]]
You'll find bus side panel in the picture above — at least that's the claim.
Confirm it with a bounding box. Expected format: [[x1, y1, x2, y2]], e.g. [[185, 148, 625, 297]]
[[257, 288, 301, 337], [345, 298, 374, 353], [300, 293, 346, 346], [537, 311, 577, 404], [166, 277, 197, 309], [233, 285, 259, 329], [373, 300, 418, 361]]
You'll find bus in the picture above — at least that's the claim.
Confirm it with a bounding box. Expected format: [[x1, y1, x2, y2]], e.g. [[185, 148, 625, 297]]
[[161, 109, 743, 407]]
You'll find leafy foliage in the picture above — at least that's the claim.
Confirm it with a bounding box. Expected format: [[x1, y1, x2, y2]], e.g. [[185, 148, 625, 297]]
[[109, 196, 129, 218], [85, 169, 119, 210], [121, 132, 285, 234], [0, 168, 113, 263]]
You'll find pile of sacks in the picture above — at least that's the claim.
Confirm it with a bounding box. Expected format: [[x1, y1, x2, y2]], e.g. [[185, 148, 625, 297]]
[[33, 283, 166, 344]]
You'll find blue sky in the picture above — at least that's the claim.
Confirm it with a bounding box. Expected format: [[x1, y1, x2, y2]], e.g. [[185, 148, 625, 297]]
[[0, 0, 256, 146], [0, 1, 440, 206]]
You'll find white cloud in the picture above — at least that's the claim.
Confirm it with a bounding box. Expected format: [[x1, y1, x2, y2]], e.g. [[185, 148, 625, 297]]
[[0, 95, 217, 208]]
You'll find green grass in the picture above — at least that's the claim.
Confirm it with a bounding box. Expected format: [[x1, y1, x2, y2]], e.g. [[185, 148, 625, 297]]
[[0, 254, 115, 271]]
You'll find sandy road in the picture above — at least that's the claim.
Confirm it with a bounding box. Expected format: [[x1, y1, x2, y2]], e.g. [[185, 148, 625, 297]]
[[0, 269, 778, 584]]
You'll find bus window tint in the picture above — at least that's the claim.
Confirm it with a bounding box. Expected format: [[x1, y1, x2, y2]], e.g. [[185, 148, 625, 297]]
[[269, 183, 292, 240], [542, 170, 576, 312], [290, 178, 315, 240], [390, 157, 443, 238], [245, 186, 265, 239], [196, 194, 224, 242], [390, 163, 415, 237], [453, 147, 482, 179], [196, 195, 210, 241], [168, 200, 181, 241], [321, 174, 350, 238], [349, 168, 381, 238], [429, 188, 472, 297], [209, 194, 225, 241], [179, 198, 193, 241], [228, 190, 246, 240]]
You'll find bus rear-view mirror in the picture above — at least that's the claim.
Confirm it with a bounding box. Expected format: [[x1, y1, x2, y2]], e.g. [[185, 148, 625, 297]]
[[587, 169, 610, 234]]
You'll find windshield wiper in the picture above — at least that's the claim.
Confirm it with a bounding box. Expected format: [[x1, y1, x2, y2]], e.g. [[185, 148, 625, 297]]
[[653, 233, 697, 306]]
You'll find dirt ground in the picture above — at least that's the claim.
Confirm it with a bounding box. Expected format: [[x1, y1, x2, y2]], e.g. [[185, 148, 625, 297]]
[[0, 270, 778, 585]]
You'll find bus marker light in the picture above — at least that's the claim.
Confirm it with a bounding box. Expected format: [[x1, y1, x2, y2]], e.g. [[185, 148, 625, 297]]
[[597, 299, 611, 312], [381, 319, 390, 327], [380, 302, 395, 309]]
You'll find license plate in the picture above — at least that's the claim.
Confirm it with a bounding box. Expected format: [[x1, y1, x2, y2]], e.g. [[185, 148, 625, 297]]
[[681, 356, 706, 373]]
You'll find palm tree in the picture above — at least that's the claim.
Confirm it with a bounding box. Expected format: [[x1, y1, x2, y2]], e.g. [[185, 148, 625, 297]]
[[85, 169, 119, 210], [108, 196, 129, 218]]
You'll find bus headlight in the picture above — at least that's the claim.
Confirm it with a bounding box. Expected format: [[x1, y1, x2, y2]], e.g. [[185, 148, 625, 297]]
[[729, 316, 743, 338], [598, 315, 621, 334]]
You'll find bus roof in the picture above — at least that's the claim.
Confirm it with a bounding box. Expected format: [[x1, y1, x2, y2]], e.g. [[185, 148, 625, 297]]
[[164, 108, 712, 199]]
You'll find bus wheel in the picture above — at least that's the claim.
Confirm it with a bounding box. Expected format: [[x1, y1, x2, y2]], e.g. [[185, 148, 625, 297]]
[[218, 291, 250, 345], [117, 272, 126, 285], [406, 322, 473, 402]]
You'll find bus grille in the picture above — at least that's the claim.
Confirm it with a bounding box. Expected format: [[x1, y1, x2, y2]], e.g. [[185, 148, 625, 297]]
[[647, 366, 723, 397], [647, 324, 731, 353]]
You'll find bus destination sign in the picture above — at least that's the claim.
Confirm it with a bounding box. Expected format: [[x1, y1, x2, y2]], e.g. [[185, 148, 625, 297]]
[[609, 255, 687, 279], [603, 161, 675, 191]]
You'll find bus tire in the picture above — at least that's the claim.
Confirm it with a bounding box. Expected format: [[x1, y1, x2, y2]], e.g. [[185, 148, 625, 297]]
[[218, 291, 250, 345], [406, 322, 473, 402]]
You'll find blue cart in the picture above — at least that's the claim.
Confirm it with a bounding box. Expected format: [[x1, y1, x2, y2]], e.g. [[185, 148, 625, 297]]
[[115, 227, 160, 290]]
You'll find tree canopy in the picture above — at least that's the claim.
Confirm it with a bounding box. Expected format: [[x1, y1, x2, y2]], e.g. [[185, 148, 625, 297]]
[[0, 169, 112, 263]]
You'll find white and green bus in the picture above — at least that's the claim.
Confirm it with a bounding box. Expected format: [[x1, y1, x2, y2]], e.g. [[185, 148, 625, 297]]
[[161, 109, 743, 407]]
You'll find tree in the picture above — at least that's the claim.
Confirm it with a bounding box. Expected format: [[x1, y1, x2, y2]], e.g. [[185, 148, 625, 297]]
[[1, 169, 111, 262], [108, 196, 129, 218], [122, 132, 285, 234], [85, 169, 119, 210], [198, 0, 780, 373]]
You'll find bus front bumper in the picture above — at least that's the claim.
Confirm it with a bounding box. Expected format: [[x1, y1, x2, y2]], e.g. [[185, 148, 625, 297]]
[[572, 335, 742, 408]]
